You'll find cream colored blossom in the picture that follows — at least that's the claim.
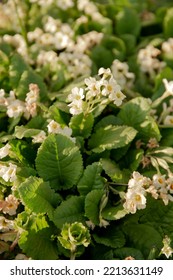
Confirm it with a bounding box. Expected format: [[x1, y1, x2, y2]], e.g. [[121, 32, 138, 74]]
[[6, 99, 25, 118], [163, 79, 173, 95], [2, 194, 19, 216], [111, 59, 135, 89], [152, 174, 166, 189], [0, 163, 17, 182], [162, 38, 173, 54], [32, 131, 47, 143], [0, 216, 14, 232], [0, 143, 11, 159], [160, 236, 173, 258], [47, 120, 61, 134], [163, 115, 173, 126]]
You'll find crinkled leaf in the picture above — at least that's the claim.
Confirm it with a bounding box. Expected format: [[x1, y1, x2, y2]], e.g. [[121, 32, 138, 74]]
[[139, 197, 173, 235], [69, 113, 94, 138], [118, 97, 151, 126], [93, 226, 125, 249], [18, 219, 58, 260], [19, 177, 61, 220], [77, 162, 105, 195], [85, 189, 105, 225], [118, 97, 161, 141], [53, 196, 85, 229], [123, 224, 163, 258], [36, 134, 83, 190], [88, 125, 137, 153]]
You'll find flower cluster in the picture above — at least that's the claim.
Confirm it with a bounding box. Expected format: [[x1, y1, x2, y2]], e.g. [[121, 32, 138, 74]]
[[111, 59, 135, 90], [123, 172, 173, 214], [0, 84, 40, 119], [67, 68, 126, 115], [137, 44, 166, 79]]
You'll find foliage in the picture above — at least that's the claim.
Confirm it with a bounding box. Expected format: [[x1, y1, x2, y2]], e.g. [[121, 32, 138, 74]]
[[0, 0, 173, 260]]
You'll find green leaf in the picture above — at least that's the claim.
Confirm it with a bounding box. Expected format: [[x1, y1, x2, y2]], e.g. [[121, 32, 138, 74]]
[[91, 245, 113, 260], [118, 97, 151, 126], [94, 115, 123, 131], [93, 226, 125, 249], [69, 113, 94, 138], [53, 196, 85, 229], [115, 8, 141, 37], [102, 158, 130, 184], [77, 162, 105, 195], [163, 7, 173, 38], [102, 204, 128, 221], [18, 215, 58, 260], [139, 197, 173, 236], [85, 189, 105, 225], [9, 53, 29, 88], [19, 177, 61, 220], [123, 224, 163, 258], [36, 134, 83, 190], [114, 247, 144, 260], [88, 125, 137, 153], [14, 125, 44, 139], [118, 97, 161, 141], [91, 45, 114, 68]]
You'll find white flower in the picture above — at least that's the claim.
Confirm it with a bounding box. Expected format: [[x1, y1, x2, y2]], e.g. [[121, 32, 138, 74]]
[[32, 131, 47, 143], [123, 187, 147, 214], [0, 163, 17, 182], [6, 99, 25, 118], [0, 143, 11, 159], [0, 216, 14, 232], [160, 236, 173, 258], [68, 99, 84, 115], [137, 44, 165, 77], [98, 67, 112, 80], [54, 32, 70, 50], [27, 27, 43, 42], [25, 83, 39, 105], [101, 77, 119, 96], [2, 194, 19, 216], [166, 176, 173, 194], [146, 185, 159, 199], [128, 171, 147, 189], [163, 115, 173, 126], [58, 127, 72, 137], [163, 79, 173, 95], [109, 89, 126, 106], [68, 87, 85, 102], [162, 38, 173, 54], [47, 120, 61, 134], [56, 0, 74, 10], [111, 59, 135, 89], [85, 77, 101, 98], [152, 174, 166, 189], [0, 89, 6, 105]]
